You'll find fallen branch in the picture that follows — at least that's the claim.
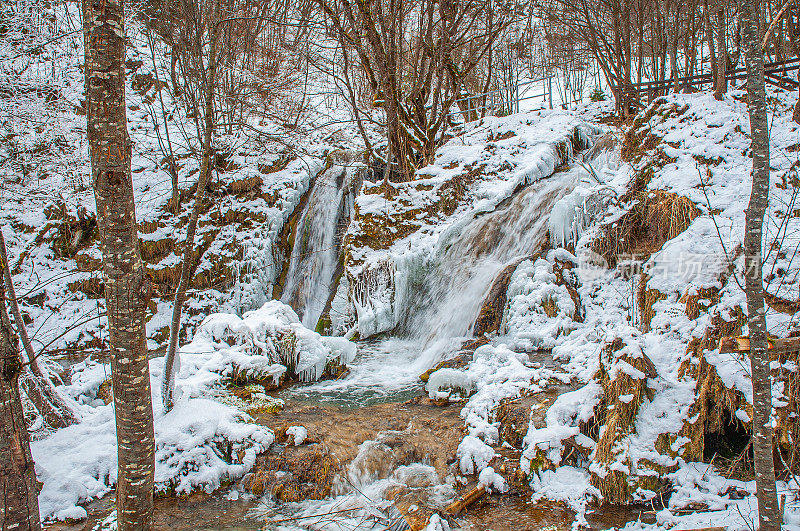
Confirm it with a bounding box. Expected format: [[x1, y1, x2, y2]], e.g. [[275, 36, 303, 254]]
[[444, 485, 486, 515], [265, 507, 357, 524]]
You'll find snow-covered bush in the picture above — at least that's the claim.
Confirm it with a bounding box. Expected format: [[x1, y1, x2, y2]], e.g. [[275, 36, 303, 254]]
[[188, 300, 357, 385]]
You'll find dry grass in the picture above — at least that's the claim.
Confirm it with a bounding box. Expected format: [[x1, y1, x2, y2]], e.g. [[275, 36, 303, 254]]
[[674, 311, 800, 479], [589, 337, 659, 503], [227, 175, 263, 196], [140, 238, 175, 263], [680, 287, 720, 320], [636, 275, 667, 332], [592, 190, 699, 267], [621, 99, 688, 164], [68, 276, 104, 298], [772, 333, 800, 478]]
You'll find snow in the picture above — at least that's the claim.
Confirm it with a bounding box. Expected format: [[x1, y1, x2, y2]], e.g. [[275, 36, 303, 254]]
[[286, 426, 308, 446], [32, 356, 274, 520], [7, 18, 800, 528], [501, 257, 579, 350], [423, 514, 452, 531], [478, 466, 508, 493], [30, 299, 359, 520], [182, 300, 357, 388], [456, 436, 496, 475], [531, 467, 600, 530]]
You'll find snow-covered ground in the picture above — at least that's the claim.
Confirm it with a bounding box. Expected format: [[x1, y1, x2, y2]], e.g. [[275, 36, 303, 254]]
[[32, 300, 356, 520], [5, 3, 800, 526]]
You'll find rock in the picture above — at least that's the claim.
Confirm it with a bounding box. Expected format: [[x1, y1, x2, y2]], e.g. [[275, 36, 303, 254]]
[[419, 337, 488, 382], [243, 444, 337, 502], [496, 396, 537, 449], [473, 258, 528, 336]]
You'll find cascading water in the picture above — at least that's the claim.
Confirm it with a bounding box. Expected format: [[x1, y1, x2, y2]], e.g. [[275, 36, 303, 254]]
[[285, 159, 597, 406], [396, 170, 578, 349], [281, 164, 356, 330]]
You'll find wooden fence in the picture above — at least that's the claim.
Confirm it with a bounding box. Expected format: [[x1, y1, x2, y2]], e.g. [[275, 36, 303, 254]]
[[614, 57, 800, 102]]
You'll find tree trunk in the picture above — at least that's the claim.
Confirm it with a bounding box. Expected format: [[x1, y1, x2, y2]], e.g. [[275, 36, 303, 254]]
[[741, 0, 782, 529], [715, 4, 728, 100], [162, 0, 221, 412], [704, 0, 718, 95], [0, 230, 78, 429], [788, 5, 800, 123], [0, 260, 41, 531], [83, 0, 155, 527]]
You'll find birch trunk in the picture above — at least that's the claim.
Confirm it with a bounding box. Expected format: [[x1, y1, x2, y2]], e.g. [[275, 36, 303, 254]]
[[741, 0, 781, 528], [83, 0, 155, 527]]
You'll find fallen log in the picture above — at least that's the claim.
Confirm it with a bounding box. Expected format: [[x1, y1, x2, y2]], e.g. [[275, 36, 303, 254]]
[[444, 485, 486, 515]]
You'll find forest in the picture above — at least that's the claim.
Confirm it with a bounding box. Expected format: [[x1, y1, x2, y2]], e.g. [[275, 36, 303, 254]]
[[1, 0, 800, 529]]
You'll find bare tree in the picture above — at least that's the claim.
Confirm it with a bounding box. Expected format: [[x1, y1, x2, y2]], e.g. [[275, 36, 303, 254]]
[[0, 254, 41, 531], [317, 0, 507, 181], [714, 1, 728, 100], [537, 0, 638, 117], [741, 0, 781, 528], [160, 0, 223, 413], [0, 230, 78, 429], [83, 0, 155, 527]]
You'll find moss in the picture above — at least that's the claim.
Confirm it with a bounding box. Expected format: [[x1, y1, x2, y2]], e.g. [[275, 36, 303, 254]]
[[219, 389, 285, 414], [244, 445, 337, 501]]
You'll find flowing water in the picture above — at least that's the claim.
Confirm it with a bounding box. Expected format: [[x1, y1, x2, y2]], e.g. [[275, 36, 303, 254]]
[[47, 153, 643, 531], [266, 156, 621, 531], [282, 165, 356, 329], [285, 162, 587, 406]]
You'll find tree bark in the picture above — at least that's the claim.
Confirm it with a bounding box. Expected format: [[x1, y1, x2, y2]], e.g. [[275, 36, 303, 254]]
[[741, 0, 782, 529], [83, 0, 155, 527], [704, 0, 718, 96], [161, 0, 222, 412], [788, 4, 800, 123], [715, 3, 728, 100], [0, 258, 41, 531]]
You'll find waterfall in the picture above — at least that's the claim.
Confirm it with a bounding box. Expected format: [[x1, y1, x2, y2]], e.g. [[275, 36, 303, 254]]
[[284, 163, 589, 405], [281, 163, 356, 330], [395, 167, 581, 353]]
